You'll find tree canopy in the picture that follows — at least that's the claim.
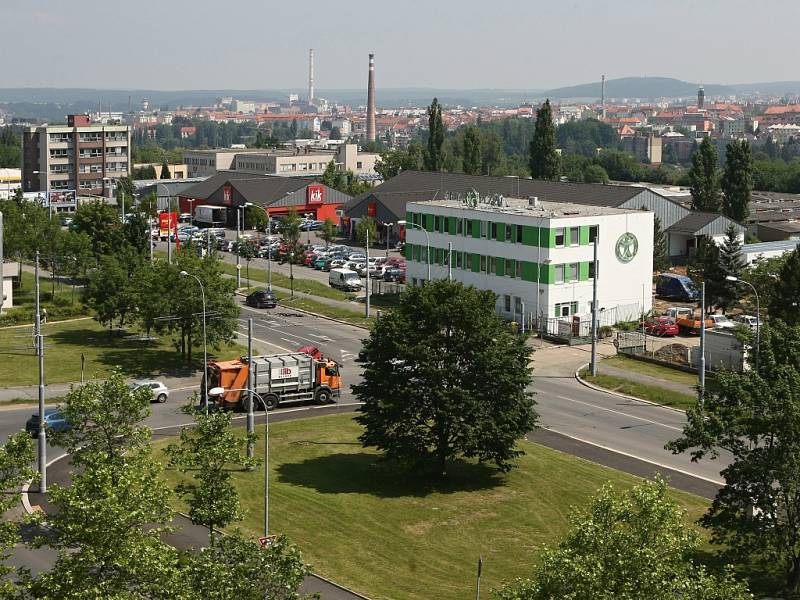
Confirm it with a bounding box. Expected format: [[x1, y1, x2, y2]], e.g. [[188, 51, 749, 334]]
[[722, 140, 753, 222], [528, 100, 560, 180], [353, 280, 537, 475], [689, 137, 722, 211], [768, 248, 800, 326], [424, 98, 445, 171]]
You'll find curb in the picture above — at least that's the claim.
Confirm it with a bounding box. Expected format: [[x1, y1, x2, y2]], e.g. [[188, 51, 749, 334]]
[[573, 362, 689, 415]]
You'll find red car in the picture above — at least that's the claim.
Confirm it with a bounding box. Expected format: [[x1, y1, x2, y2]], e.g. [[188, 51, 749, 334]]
[[642, 317, 679, 337]]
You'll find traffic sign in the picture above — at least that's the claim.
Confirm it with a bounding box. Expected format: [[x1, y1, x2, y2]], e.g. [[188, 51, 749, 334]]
[[258, 535, 277, 547]]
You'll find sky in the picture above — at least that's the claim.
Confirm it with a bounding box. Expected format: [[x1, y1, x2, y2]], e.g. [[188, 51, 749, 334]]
[[4, 0, 799, 91]]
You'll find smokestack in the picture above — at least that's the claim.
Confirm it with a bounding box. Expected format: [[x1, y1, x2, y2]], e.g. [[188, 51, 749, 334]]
[[366, 53, 376, 143], [308, 48, 315, 104], [601, 74, 606, 120]]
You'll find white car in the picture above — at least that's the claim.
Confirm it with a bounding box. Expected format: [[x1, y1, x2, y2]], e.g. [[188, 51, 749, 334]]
[[708, 314, 736, 330], [733, 314, 763, 331], [347, 253, 366, 262], [129, 380, 169, 403]]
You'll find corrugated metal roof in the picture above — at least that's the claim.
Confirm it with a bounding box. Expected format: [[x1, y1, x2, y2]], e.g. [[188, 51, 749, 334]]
[[743, 240, 800, 254], [178, 171, 316, 206], [666, 212, 725, 234]]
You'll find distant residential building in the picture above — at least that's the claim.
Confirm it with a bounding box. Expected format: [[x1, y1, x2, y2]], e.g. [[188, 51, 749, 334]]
[[767, 123, 800, 143], [183, 148, 263, 178], [661, 132, 696, 163], [234, 144, 379, 179], [133, 163, 188, 179], [620, 133, 662, 164], [22, 114, 131, 197], [718, 114, 746, 139]]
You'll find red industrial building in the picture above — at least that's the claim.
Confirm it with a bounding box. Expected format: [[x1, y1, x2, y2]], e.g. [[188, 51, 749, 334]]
[[177, 171, 349, 227]]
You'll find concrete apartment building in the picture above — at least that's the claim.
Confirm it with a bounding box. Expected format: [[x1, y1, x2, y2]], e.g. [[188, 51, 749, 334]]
[[183, 149, 262, 178], [404, 195, 654, 323], [22, 114, 131, 196], [234, 144, 378, 178]]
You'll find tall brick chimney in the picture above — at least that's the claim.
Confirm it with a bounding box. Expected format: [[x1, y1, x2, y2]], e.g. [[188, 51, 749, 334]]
[[366, 53, 376, 143]]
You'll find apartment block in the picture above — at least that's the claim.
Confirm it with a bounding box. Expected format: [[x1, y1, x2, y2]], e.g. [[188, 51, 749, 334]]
[[22, 114, 131, 196]]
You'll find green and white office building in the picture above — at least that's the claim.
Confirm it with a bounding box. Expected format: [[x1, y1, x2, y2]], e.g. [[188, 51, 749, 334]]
[[404, 196, 654, 324]]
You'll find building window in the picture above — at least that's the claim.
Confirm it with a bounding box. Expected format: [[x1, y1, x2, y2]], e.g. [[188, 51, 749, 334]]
[[516, 224, 523, 243], [570, 227, 580, 246], [554, 264, 565, 284], [489, 257, 496, 273], [491, 222, 498, 239], [357, 161, 363, 169], [589, 261, 596, 279], [569, 262, 579, 282], [456, 251, 462, 269], [516, 261, 522, 278], [480, 255, 486, 272], [507, 259, 515, 278], [434, 215, 441, 232], [589, 225, 598, 244], [457, 218, 463, 235], [505, 224, 513, 242], [504, 295, 511, 312], [466, 220, 472, 236], [555, 302, 576, 318], [555, 227, 565, 247], [480, 221, 487, 238], [515, 296, 522, 314]]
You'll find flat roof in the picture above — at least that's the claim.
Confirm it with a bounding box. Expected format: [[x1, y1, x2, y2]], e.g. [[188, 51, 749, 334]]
[[743, 240, 800, 254], [408, 196, 645, 218]]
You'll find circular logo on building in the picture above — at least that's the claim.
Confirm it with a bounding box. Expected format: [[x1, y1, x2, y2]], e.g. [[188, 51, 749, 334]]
[[615, 232, 638, 263]]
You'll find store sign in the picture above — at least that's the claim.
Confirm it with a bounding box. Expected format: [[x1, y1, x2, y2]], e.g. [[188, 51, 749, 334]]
[[615, 232, 639, 263], [307, 185, 325, 204], [48, 190, 77, 209], [159, 211, 177, 237], [367, 202, 377, 217], [271, 366, 298, 380], [223, 184, 233, 205]]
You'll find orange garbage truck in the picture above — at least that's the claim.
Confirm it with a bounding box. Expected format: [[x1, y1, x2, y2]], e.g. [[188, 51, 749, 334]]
[[204, 352, 341, 411]]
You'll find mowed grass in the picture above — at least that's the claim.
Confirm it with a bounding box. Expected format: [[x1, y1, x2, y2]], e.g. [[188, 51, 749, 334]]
[[155, 414, 709, 600], [0, 318, 247, 387], [602, 354, 699, 386], [581, 368, 697, 411], [218, 260, 355, 301]]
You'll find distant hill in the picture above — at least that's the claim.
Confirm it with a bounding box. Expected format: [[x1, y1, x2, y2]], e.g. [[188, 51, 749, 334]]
[[543, 77, 733, 100], [729, 81, 800, 95]]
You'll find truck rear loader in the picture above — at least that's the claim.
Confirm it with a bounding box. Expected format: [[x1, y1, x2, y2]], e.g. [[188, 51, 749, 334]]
[[665, 307, 714, 335], [203, 352, 341, 411]]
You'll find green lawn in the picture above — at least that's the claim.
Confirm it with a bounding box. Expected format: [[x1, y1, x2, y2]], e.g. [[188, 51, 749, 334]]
[[218, 261, 355, 302], [603, 354, 699, 386], [0, 318, 248, 388], [581, 368, 697, 411], [155, 414, 709, 600], [1, 270, 89, 326]]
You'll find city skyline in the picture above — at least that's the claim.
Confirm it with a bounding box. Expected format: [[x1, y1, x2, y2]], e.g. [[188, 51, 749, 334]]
[[4, 0, 799, 91]]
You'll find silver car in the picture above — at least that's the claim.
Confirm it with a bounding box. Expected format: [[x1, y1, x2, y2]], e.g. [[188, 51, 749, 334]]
[[129, 380, 169, 403]]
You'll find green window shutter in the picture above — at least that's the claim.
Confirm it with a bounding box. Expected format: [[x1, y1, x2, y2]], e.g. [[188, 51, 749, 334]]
[[402, 243, 409, 259], [471, 253, 481, 272], [425, 214, 434, 231], [448, 217, 457, 235], [580, 225, 590, 245], [471, 219, 481, 238], [546, 228, 557, 248], [539, 264, 554, 284], [496, 257, 505, 276], [521, 225, 537, 246], [497, 223, 506, 242], [406, 211, 413, 225], [579, 261, 589, 281], [521, 261, 537, 282]]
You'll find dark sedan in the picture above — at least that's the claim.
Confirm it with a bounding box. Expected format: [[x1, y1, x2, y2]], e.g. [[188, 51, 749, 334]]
[[246, 289, 278, 309]]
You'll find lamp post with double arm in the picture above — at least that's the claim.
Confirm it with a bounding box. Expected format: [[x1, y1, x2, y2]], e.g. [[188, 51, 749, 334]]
[[180, 271, 208, 414], [726, 275, 761, 371]]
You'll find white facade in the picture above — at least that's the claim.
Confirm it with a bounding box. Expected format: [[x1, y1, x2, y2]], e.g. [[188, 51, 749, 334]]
[[404, 198, 654, 324]]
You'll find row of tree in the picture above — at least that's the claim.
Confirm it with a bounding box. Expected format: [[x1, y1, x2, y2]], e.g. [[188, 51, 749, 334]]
[[0, 373, 312, 599]]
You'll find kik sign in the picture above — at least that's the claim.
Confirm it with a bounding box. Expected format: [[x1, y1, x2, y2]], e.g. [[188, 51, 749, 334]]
[[307, 185, 325, 204]]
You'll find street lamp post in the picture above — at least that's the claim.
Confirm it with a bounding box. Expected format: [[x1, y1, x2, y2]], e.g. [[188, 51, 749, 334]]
[[180, 271, 208, 414], [244, 202, 272, 291], [209, 386, 270, 537], [726, 275, 761, 371], [397, 220, 430, 281], [384, 222, 394, 257], [304, 212, 313, 245]]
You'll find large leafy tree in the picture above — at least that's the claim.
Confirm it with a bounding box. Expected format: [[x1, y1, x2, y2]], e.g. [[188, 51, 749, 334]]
[[320, 218, 337, 248], [462, 126, 483, 175], [528, 99, 560, 181], [689, 137, 722, 211], [424, 97, 444, 171], [166, 407, 256, 546], [355, 216, 377, 248], [744, 253, 789, 316], [183, 533, 313, 600], [722, 139, 753, 222], [0, 432, 36, 598], [279, 208, 302, 297], [768, 248, 800, 326], [30, 372, 182, 599], [667, 321, 800, 595], [73, 199, 124, 258], [374, 144, 423, 180], [237, 238, 259, 288], [84, 248, 145, 330], [354, 280, 537, 475], [497, 478, 751, 600]]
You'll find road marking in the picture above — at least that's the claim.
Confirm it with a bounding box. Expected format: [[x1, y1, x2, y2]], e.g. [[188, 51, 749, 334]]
[[271, 328, 329, 344], [309, 334, 333, 341], [236, 328, 293, 353], [537, 427, 724, 486], [554, 394, 684, 432]]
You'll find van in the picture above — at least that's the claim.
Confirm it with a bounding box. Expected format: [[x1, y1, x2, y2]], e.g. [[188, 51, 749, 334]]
[[329, 268, 362, 292], [656, 273, 698, 301]]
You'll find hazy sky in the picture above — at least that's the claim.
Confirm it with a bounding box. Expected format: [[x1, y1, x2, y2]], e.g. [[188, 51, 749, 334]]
[[5, 0, 798, 90]]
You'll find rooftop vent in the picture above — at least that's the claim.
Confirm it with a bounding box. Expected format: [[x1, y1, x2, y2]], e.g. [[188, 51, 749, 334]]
[[528, 196, 538, 207]]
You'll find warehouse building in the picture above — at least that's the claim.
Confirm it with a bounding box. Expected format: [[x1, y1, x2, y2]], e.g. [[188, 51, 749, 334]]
[[404, 194, 653, 325]]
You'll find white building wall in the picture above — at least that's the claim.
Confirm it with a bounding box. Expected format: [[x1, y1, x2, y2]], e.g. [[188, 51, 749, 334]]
[[405, 204, 653, 323]]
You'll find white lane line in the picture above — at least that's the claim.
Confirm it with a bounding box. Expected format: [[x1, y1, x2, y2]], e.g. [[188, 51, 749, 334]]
[[236, 328, 293, 353], [537, 426, 724, 486], [555, 394, 684, 432], [270, 328, 328, 344]]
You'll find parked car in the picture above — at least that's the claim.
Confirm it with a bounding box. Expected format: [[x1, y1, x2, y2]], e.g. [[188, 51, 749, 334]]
[[329, 268, 362, 291], [347, 253, 366, 262], [382, 267, 405, 282], [325, 258, 347, 271], [312, 257, 329, 270], [642, 316, 679, 337], [733, 314, 763, 331], [26, 408, 70, 437], [129, 380, 170, 403], [246, 289, 278, 309], [708, 314, 736, 330]]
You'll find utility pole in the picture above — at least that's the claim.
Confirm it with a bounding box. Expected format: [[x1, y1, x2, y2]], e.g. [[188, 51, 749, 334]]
[[365, 228, 371, 318], [590, 236, 599, 376], [475, 557, 483, 600], [267, 212, 272, 291], [246, 318, 254, 461], [699, 281, 706, 406], [0, 210, 4, 316], [35, 252, 47, 493], [236, 208, 242, 288]]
